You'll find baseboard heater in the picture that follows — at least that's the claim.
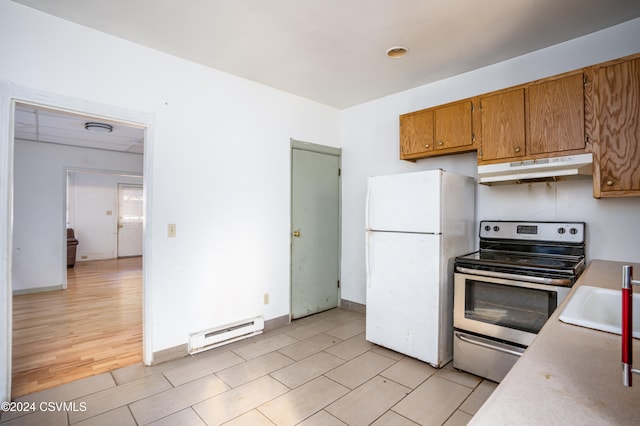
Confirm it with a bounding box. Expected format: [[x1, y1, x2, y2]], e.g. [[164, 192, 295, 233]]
[[188, 316, 264, 355]]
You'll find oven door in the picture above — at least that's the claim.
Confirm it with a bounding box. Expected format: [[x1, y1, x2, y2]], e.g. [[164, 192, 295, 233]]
[[454, 272, 570, 346]]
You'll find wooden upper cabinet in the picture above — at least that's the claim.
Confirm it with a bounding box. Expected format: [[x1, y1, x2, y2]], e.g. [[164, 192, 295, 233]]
[[399, 53, 640, 192], [593, 55, 640, 198], [478, 71, 587, 164], [479, 88, 526, 161], [529, 73, 585, 155], [400, 109, 434, 158], [400, 99, 476, 160], [434, 100, 474, 150]]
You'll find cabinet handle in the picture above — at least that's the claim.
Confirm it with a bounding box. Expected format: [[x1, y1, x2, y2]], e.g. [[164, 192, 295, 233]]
[[425, 144, 430, 148], [514, 147, 521, 153], [607, 180, 614, 186], [438, 141, 443, 146]]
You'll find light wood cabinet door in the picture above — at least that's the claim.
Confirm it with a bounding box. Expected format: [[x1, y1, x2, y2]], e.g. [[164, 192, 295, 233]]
[[400, 109, 434, 159], [479, 89, 525, 161], [528, 73, 585, 155], [434, 100, 473, 150], [594, 57, 640, 197]]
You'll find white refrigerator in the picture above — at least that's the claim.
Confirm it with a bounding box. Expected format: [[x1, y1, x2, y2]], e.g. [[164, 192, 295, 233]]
[[365, 169, 475, 367]]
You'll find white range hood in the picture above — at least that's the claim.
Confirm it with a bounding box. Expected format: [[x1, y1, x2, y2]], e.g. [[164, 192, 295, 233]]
[[478, 153, 593, 184]]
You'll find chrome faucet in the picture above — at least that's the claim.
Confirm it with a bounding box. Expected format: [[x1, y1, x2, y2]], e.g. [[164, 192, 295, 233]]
[[622, 265, 640, 386]]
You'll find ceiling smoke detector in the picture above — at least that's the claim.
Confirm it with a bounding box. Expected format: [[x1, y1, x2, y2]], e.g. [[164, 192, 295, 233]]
[[84, 122, 113, 133], [386, 46, 408, 58]]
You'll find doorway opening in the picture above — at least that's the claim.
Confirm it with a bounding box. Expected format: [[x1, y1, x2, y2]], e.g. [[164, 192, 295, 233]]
[[9, 100, 150, 398], [65, 171, 143, 264]]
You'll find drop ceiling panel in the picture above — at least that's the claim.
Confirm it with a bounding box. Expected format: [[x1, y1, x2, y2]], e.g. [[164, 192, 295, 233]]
[[14, 104, 144, 154]]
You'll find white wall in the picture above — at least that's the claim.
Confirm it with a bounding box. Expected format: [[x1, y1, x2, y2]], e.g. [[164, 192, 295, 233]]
[[340, 18, 640, 305], [12, 139, 144, 292], [0, 1, 341, 356], [69, 171, 144, 261]]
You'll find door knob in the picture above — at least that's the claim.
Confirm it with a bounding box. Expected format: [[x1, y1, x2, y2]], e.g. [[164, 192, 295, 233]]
[[293, 230, 300, 237]]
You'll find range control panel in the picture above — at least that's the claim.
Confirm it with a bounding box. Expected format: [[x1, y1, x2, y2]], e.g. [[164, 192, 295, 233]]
[[479, 221, 585, 244]]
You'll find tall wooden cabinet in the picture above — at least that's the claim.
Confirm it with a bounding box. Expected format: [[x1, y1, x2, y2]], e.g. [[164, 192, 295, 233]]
[[592, 55, 640, 198]]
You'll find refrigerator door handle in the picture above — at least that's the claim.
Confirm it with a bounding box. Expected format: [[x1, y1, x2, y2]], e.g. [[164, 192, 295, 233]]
[[365, 177, 372, 230], [365, 231, 372, 287]]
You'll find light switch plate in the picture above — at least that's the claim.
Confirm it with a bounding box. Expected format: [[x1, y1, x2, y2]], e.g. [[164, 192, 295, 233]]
[[168, 224, 176, 238]]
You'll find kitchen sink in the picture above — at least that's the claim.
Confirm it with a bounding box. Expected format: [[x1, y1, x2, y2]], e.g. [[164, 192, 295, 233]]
[[559, 285, 640, 338]]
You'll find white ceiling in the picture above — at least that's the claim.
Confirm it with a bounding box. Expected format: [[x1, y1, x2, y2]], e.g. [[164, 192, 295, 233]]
[[9, 0, 640, 152], [14, 104, 144, 153], [11, 0, 640, 109]]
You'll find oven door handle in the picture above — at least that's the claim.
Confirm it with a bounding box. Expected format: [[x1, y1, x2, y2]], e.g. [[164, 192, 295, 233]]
[[455, 332, 525, 358], [455, 266, 572, 286]]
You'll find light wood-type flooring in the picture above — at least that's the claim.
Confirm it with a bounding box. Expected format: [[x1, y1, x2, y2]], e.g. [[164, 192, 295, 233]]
[[3, 308, 496, 425], [11, 257, 142, 398]]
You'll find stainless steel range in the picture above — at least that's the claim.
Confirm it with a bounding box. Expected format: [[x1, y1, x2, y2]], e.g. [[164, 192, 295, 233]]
[[453, 220, 586, 382]]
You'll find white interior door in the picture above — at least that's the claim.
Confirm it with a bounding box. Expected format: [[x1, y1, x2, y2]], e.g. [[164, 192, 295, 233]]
[[117, 184, 143, 258], [291, 143, 341, 319]]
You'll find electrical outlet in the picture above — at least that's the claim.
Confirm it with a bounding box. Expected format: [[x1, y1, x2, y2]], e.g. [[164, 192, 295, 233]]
[[263, 293, 269, 305], [168, 224, 176, 238]]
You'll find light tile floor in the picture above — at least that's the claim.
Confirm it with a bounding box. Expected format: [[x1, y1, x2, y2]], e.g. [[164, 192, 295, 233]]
[[1, 308, 497, 426]]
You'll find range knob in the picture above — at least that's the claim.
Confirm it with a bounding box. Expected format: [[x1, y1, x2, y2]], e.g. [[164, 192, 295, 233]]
[[484, 225, 491, 232], [570, 228, 578, 235], [493, 226, 500, 232], [558, 227, 566, 234]]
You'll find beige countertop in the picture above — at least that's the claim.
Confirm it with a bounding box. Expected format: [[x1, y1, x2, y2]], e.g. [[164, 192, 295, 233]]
[[471, 259, 640, 425]]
